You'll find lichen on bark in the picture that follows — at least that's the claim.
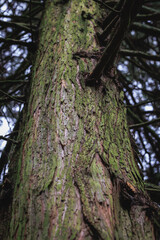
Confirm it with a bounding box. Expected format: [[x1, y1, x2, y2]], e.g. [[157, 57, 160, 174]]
[[1, 0, 157, 239]]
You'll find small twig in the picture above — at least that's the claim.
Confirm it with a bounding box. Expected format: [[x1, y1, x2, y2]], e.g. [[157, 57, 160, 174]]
[[0, 89, 25, 103], [0, 136, 19, 144], [129, 117, 160, 129], [99, 15, 119, 41], [136, 13, 160, 21], [132, 22, 160, 37], [124, 57, 160, 82], [93, 0, 120, 13], [126, 97, 160, 108], [120, 49, 160, 61], [73, 50, 102, 60], [0, 80, 28, 84], [0, 37, 34, 47]]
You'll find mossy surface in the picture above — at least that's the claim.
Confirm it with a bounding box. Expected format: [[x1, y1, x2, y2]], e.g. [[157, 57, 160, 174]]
[[7, 1, 155, 240]]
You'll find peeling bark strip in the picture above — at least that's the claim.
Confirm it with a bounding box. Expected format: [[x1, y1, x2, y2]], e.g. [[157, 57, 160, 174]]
[[87, 0, 144, 83], [0, 0, 157, 239]]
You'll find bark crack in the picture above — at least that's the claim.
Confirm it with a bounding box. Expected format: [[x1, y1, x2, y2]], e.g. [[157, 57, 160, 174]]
[[73, 180, 104, 240]]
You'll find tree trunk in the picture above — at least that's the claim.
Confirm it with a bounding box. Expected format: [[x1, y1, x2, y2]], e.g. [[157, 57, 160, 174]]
[[0, 1, 158, 239]]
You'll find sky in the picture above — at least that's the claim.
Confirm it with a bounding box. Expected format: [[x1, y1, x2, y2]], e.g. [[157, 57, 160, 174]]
[[0, 117, 11, 152]]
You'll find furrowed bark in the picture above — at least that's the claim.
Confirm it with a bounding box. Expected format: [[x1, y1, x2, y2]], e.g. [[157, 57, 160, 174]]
[[0, 1, 158, 239]]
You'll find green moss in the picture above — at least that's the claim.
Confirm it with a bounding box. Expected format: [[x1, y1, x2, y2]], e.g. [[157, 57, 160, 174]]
[[8, 1, 149, 240]]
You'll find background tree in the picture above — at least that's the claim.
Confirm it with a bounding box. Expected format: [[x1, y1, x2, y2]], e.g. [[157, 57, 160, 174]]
[[0, 0, 160, 239]]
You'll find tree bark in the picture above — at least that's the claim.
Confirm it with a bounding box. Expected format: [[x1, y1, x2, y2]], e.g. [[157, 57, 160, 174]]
[[0, 1, 158, 239]]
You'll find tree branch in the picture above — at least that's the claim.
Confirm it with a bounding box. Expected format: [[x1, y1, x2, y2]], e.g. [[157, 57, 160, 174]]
[[86, 0, 144, 83], [126, 97, 160, 108], [120, 49, 160, 61], [0, 89, 25, 103], [132, 22, 160, 37], [129, 117, 160, 129], [0, 136, 19, 144]]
